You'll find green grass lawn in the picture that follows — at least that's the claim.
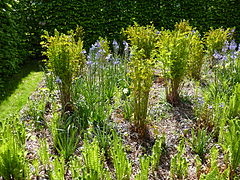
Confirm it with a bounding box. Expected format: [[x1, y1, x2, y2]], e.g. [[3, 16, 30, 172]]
[[0, 71, 43, 120]]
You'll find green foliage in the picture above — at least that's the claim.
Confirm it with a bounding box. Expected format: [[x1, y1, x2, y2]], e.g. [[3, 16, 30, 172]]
[[154, 28, 191, 105], [0, 117, 28, 180], [69, 156, 82, 179], [124, 22, 157, 58], [170, 139, 189, 179], [134, 155, 151, 180], [17, 0, 240, 58], [188, 128, 210, 161], [125, 23, 156, 135], [81, 138, 109, 180], [227, 84, 240, 119], [222, 118, 240, 176], [50, 113, 79, 160], [0, 0, 27, 85], [27, 88, 49, 130], [111, 132, 132, 180], [200, 147, 230, 180], [150, 135, 165, 171], [188, 31, 204, 80], [38, 138, 50, 172], [174, 20, 205, 80], [204, 27, 232, 66], [50, 156, 65, 180], [41, 28, 86, 113]]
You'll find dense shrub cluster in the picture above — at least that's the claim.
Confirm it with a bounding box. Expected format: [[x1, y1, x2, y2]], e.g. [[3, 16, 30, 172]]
[[0, 0, 27, 86]]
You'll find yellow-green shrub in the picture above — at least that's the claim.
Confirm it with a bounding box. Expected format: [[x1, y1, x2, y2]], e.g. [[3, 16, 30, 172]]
[[41, 27, 86, 113]]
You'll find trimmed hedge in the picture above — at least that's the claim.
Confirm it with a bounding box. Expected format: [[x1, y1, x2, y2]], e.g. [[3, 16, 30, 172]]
[[1, 0, 240, 83], [20, 0, 240, 52]]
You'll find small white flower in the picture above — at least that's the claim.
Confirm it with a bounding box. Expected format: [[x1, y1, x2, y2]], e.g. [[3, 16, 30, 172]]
[[123, 88, 128, 94]]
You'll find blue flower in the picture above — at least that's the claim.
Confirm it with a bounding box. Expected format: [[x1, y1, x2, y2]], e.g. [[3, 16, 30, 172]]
[[222, 41, 229, 53], [208, 105, 213, 109], [213, 50, 222, 60], [95, 40, 101, 48], [229, 40, 237, 51], [113, 61, 120, 65], [98, 49, 106, 55], [106, 54, 113, 61], [197, 97, 204, 105], [86, 61, 93, 65], [230, 51, 238, 59], [87, 54, 92, 60], [113, 40, 119, 53], [81, 50, 87, 54], [123, 41, 129, 51], [222, 55, 227, 61], [56, 76, 62, 84], [156, 31, 160, 35], [219, 103, 224, 108]]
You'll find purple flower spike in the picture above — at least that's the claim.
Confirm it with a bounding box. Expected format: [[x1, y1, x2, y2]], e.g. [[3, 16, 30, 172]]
[[229, 40, 237, 51]]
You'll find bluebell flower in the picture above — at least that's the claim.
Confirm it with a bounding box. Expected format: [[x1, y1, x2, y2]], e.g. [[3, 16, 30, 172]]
[[95, 51, 101, 59], [222, 55, 227, 61], [86, 61, 93, 65], [219, 103, 224, 108], [213, 50, 222, 60], [156, 31, 160, 35], [106, 54, 113, 61], [89, 45, 97, 53], [98, 49, 106, 54], [113, 40, 119, 53], [87, 54, 92, 60], [197, 97, 204, 105], [230, 51, 238, 59], [56, 76, 62, 84], [222, 41, 229, 53], [113, 39, 118, 46], [81, 50, 87, 54], [113, 61, 120, 65], [191, 30, 196, 34], [229, 40, 237, 51], [208, 105, 213, 109], [95, 40, 101, 48]]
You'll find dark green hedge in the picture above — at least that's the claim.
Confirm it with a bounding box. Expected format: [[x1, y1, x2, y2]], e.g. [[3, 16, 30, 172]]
[[24, 0, 240, 52], [1, 0, 240, 83], [0, 0, 27, 84]]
